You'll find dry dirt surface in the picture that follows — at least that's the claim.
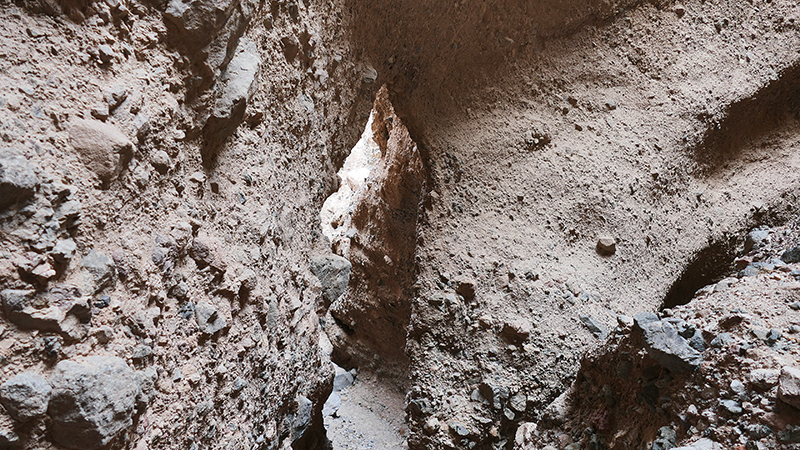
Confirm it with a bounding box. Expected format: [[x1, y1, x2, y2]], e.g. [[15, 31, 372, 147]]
[[1, 0, 800, 450]]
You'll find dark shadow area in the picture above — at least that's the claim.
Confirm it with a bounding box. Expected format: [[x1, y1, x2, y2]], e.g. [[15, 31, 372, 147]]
[[691, 62, 800, 174]]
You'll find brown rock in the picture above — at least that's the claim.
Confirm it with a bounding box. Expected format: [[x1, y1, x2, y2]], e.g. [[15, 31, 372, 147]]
[[502, 318, 532, 343], [596, 236, 616, 255], [69, 119, 133, 185]]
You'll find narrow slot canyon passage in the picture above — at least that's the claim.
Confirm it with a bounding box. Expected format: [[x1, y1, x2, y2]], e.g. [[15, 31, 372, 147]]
[[316, 86, 424, 449]]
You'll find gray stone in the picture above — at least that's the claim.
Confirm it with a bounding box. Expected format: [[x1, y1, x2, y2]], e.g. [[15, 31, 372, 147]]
[[164, 0, 239, 50], [449, 421, 469, 437], [292, 395, 312, 440], [730, 379, 746, 397], [423, 416, 440, 435], [68, 119, 133, 185], [781, 247, 800, 264], [79, 250, 115, 294], [202, 37, 260, 164], [651, 426, 676, 450], [189, 233, 227, 272], [51, 239, 77, 263], [673, 438, 723, 450], [709, 332, 734, 348], [333, 365, 354, 392], [478, 383, 509, 410], [310, 254, 351, 306], [1, 289, 64, 332], [778, 366, 800, 410], [97, 45, 115, 64], [104, 86, 128, 110], [719, 399, 742, 415], [633, 312, 660, 327], [0, 372, 51, 421], [0, 153, 39, 210], [745, 229, 770, 252], [90, 104, 109, 120], [48, 356, 140, 450], [195, 301, 226, 334], [509, 393, 527, 413], [322, 392, 341, 417], [579, 315, 607, 339], [636, 318, 702, 373]]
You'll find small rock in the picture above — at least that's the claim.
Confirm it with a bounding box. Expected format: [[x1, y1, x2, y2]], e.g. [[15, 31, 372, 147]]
[[745, 229, 770, 252], [68, 119, 133, 185], [423, 416, 440, 435], [579, 315, 607, 339], [0, 372, 51, 421], [719, 399, 743, 415], [456, 278, 477, 301], [790, 302, 800, 311], [635, 316, 702, 373], [149, 150, 171, 174], [98, 45, 115, 64], [104, 86, 128, 110], [292, 395, 313, 441], [362, 66, 378, 83], [730, 379, 746, 397], [90, 104, 109, 120], [195, 301, 226, 335], [333, 365, 354, 392], [49, 356, 140, 450], [674, 4, 686, 17], [79, 250, 115, 294], [0, 153, 39, 210], [596, 236, 616, 255], [617, 315, 634, 329], [710, 332, 734, 348], [781, 247, 800, 264], [778, 366, 800, 410], [310, 255, 351, 306], [93, 326, 113, 344], [651, 426, 677, 450], [232, 377, 248, 394], [509, 393, 527, 412], [189, 233, 227, 272], [502, 318, 532, 344], [449, 421, 469, 437], [51, 239, 77, 264], [322, 392, 341, 417]]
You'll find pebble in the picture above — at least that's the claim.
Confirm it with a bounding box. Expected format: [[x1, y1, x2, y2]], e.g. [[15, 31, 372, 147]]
[[635, 314, 702, 373], [79, 250, 115, 294], [449, 421, 469, 437], [310, 254, 351, 306], [423, 416, 440, 435], [98, 44, 115, 64], [596, 236, 616, 255], [149, 150, 171, 174], [51, 238, 77, 263], [780, 247, 800, 264], [719, 399, 743, 415], [579, 315, 608, 339], [501, 318, 532, 344]]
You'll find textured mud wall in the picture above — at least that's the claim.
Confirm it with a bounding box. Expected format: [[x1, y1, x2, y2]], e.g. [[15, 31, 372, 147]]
[[0, 0, 374, 448]]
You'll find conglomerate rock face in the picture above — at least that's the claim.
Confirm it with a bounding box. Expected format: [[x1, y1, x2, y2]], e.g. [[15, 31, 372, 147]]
[[2, 0, 800, 449]]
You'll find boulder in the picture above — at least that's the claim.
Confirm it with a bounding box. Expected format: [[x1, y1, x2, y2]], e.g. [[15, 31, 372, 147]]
[[310, 254, 351, 306], [0, 372, 51, 421], [68, 119, 133, 185], [0, 153, 39, 209], [48, 356, 140, 450], [635, 316, 702, 373]]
